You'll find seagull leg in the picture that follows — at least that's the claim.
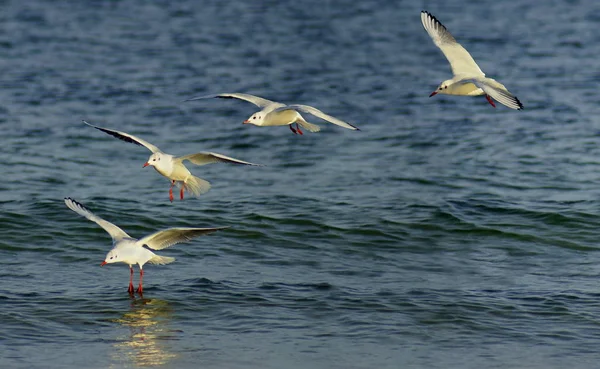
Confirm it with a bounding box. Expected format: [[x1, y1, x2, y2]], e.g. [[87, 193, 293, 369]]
[[289, 125, 298, 134], [485, 94, 496, 108], [296, 123, 303, 135], [180, 185, 185, 200], [136, 268, 144, 295], [127, 266, 134, 295], [169, 180, 175, 202]]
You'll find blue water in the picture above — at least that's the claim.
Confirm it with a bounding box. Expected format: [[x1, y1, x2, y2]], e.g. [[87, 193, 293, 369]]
[[2, 0, 600, 368]]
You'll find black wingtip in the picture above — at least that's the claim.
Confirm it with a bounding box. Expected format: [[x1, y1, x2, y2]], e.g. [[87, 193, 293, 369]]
[[514, 96, 524, 110], [82, 120, 102, 130], [184, 94, 232, 102], [65, 197, 86, 210], [89, 125, 145, 148], [421, 10, 445, 29]]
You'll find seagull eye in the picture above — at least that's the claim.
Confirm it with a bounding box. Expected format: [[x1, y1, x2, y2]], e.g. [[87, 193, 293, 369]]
[[110, 256, 113, 259]]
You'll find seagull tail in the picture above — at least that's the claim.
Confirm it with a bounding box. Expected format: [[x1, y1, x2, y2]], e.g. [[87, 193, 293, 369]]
[[184, 175, 211, 198], [148, 255, 175, 265]]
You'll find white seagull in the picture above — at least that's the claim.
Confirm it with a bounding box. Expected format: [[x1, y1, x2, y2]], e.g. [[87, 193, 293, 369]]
[[83, 121, 261, 202], [64, 197, 227, 295], [421, 11, 523, 110], [186, 93, 360, 135]]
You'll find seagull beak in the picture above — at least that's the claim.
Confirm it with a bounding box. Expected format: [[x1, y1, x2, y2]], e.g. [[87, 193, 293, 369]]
[[100, 261, 107, 266], [143, 162, 149, 167], [243, 120, 249, 124], [429, 91, 438, 97]]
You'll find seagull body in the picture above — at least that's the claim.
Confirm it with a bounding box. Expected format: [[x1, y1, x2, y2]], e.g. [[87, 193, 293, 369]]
[[186, 93, 360, 135], [421, 11, 523, 110], [64, 197, 227, 295], [83, 121, 261, 201]]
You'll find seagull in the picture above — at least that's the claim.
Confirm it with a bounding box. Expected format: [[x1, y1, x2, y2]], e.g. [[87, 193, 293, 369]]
[[64, 197, 227, 295], [83, 121, 261, 202], [185, 93, 360, 135], [421, 10, 523, 110]]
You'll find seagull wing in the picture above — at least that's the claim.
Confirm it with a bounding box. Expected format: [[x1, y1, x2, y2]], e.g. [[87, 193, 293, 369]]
[[83, 120, 161, 153], [176, 152, 262, 166], [138, 227, 229, 250], [64, 197, 131, 242], [475, 79, 524, 110], [421, 11, 484, 77], [277, 105, 360, 130], [185, 93, 276, 108]]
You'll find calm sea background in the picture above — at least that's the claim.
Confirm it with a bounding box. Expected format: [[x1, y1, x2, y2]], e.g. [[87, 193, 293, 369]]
[[2, 0, 600, 368]]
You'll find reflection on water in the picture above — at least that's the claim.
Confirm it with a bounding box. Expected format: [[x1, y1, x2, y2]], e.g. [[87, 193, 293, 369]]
[[110, 298, 179, 367]]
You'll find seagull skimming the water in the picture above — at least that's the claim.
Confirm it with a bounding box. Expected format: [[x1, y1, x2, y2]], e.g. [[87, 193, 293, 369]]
[[83, 121, 261, 202], [64, 197, 227, 295]]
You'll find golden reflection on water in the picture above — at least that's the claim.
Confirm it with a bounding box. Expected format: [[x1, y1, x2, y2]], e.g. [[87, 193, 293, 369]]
[[110, 298, 178, 367]]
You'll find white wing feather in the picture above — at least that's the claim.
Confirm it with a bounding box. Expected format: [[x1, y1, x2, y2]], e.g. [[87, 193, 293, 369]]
[[278, 105, 360, 130], [177, 152, 262, 166], [138, 227, 229, 250], [64, 198, 131, 241], [476, 80, 524, 110], [421, 11, 484, 77], [83, 121, 162, 153], [186, 93, 276, 108]]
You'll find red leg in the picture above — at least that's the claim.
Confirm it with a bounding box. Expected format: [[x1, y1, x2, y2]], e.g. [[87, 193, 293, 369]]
[[289, 125, 298, 134], [485, 94, 496, 108], [127, 266, 134, 295], [136, 269, 144, 295], [296, 123, 303, 135], [180, 185, 185, 200], [169, 180, 175, 202]]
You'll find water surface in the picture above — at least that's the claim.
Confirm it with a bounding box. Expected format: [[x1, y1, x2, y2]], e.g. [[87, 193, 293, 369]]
[[2, 1, 600, 368]]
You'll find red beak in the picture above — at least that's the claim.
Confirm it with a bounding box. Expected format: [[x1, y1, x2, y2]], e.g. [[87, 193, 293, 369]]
[[100, 261, 107, 266], [243, 120, 249, 124], [429, 91, 438, 97], [143, 162, 149, 167]]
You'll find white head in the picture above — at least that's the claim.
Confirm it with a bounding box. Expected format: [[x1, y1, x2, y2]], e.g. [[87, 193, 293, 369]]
[[143, 152, 165, 169], [101, 249, 120, 266], [243, 112, 264, 126], [430, 79, 453, 97]]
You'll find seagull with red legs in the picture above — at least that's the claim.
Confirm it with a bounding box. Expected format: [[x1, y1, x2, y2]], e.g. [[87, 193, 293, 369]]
[[185, 93, 360, 135], [64, 197, 227, 295], [83, 121, 261, 202], [421, 11, 523, 110]]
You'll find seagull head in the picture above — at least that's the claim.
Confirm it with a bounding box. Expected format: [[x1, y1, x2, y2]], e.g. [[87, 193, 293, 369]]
[[243, 112, 263, 126], [143, 152, 162, 168], [101, 249, 119, 266], [430, 80, 452, 97]]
